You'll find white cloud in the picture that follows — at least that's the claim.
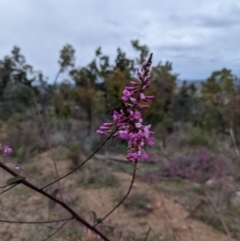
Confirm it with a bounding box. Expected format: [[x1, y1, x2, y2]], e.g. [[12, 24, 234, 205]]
[[0, 0, 239, 81]]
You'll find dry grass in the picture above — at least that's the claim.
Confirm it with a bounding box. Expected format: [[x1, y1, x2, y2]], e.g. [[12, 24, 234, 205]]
[[0, 148, 238, 241]]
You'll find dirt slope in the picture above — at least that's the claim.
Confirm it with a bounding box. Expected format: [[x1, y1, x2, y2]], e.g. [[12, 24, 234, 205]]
[[0, 149, 235, 241]]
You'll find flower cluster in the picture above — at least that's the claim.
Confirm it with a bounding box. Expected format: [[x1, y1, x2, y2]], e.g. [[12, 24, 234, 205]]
[[0, 144, 12, 157], [97, 54, 154, 162]]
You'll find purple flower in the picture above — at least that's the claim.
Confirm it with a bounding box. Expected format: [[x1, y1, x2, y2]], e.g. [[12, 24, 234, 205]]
[[96, 53, 154, 162], [0, 144, 12, 157]]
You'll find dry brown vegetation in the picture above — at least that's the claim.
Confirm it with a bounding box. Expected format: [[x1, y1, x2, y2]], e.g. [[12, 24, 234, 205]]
[[0, 144, 239, 241]]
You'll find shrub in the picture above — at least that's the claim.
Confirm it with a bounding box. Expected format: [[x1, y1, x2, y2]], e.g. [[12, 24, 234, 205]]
[[186, 125, 217, 149], [80, 165, 121, 189]]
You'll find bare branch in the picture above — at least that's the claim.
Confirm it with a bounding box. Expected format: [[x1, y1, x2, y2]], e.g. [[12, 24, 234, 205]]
[[42, 217, 73, 241], [34, 98, 63, 201], [205, 189, 233, 241], [0, 183, 19, 194], [0, 161, 111, 241], [0, 217, 72, 224], [94, 161, 138, 226], [143, 227, 151, 241], [41, 129, 117, 190], [185, 199, 206, 219]]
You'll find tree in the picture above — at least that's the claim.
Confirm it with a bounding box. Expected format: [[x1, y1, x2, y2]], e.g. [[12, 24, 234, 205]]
[[146, 61, 178, 148], [54, 44, 75, 86], [174, 81, 197, 122], [200, 68, 237, 134], [0, 46, 40, 119]]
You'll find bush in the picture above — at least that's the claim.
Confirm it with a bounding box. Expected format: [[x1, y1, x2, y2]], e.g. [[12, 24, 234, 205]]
[[66, 141, 81, 167], [186, 125, 217, 149], [117, 191, 153, 216], [79, 165, 121, 189]]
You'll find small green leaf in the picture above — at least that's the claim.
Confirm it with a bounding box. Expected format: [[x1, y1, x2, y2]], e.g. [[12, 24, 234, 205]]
[[48, 189, 59, 210], [46, 226, 55, 230], [6, 176, 25, 185], [96, 217, 102, 223], [91, 211, 97, 224]]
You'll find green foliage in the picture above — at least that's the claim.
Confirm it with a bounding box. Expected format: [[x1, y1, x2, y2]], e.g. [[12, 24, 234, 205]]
[[80, 165, 121, 189], [16, 146, 28, 163], [66, 142, 81, 167], [4, 83, 34, 111], [175, 81, 197, 122], [186, 125, 217, 149], [117, 191, 152, 216]]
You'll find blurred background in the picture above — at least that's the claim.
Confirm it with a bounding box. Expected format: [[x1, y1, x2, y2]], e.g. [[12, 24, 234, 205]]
[[0, 1, 240, 241]]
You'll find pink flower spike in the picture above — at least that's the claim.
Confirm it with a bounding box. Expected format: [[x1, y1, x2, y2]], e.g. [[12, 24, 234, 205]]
[[113, 110, 119, 121], [122, 89, 131, 99], [125, 86, 135, 91], [103, 122, 113, 127], [133, 110, 141, 119], [100, 126, 109, 130], [96, 130, 104, 135], [146, 80, 151, 87], [140, 93, 146, 100], [130, 81, 138, 85], [130, 97, 138, 104], [146, 138, 154, 145], [141, 152, 148, 159], [135, 123, 142, 128], [144, 75, 150, 83], [146, 95, 155, 100], [0, 145, 12, 156], [142, 85, 147, 91], [119, 131, 129, 139], [139, 104, 148, 109], [15, 165, 20, 170], [136, 68, 142, 79]]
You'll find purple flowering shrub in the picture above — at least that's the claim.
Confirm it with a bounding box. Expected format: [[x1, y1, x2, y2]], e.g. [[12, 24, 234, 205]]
[[0, 144, 12, 156], [144, 148, 227, 184]]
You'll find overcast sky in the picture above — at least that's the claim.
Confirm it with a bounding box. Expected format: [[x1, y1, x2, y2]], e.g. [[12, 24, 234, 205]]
[[1, 0, 240, 82]]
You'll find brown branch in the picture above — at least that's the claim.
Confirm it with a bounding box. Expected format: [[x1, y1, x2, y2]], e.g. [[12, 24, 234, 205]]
[[0, 184, 13, 188], [41, 129, 117, 191], [185, 199, 206, 219], [94, 154, 157, 164], [0, 183, 19, 194], [42, 217, 73, 241], [94, 161, 138, 226], [0, 217, 72, 224], [0, 162, 111, 241], [205, 189, 233, 241], [34, 98, 63, 201], [143, 227, 151, 241]]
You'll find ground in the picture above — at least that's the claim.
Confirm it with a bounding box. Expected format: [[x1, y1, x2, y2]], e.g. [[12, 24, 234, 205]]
[[0, 147, 236, 241]]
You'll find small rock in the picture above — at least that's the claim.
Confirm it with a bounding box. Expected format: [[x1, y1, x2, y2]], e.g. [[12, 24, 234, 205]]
[[231, 191, 240, 207]]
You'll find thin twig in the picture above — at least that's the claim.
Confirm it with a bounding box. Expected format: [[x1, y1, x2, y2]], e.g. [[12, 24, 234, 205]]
[[153, 182, 181, 241], [0, 161, 111, 241], [42, 217, 73, 241], [0, 183, 13, 188], [0, 183, 19, 194], [41, 129, 117, 190], [205, 189, 233, 241], [143, 227, 151, 241], [229, 128, 240, 161], [34, 98, 63, 201], [0, 217, 72, 224], [94, 161, 138, 226], [185, 199, 206, 219]]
